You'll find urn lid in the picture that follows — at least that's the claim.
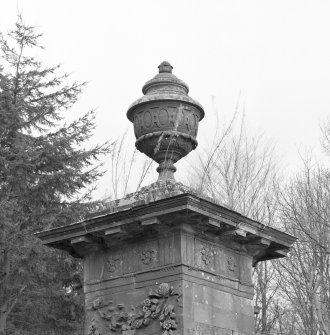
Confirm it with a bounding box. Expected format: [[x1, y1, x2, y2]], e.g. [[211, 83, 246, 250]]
[[127, 61, 205, 121]]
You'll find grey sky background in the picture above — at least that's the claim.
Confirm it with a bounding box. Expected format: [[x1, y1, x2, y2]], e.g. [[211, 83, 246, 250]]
[[1, 0, 330, 198]]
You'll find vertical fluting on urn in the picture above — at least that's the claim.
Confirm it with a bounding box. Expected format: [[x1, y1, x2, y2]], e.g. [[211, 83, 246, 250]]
[[127, 61, 204, 182]]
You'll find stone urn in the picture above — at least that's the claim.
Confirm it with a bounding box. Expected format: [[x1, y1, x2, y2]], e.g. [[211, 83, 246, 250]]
[[127, 61, 205, 181]]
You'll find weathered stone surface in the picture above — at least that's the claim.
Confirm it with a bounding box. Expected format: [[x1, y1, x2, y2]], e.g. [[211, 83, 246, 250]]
[[82, 228, 256, 334], [127, 62, 205, 181], [36, 189, 296, 335], [35, 63, 296, 335]]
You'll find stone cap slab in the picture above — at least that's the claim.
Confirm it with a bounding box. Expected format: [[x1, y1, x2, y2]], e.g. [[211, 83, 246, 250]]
[[36, 183, 296, 265]]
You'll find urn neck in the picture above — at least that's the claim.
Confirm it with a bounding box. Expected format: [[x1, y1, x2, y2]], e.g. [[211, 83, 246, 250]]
[[156, 160, 177, 182]]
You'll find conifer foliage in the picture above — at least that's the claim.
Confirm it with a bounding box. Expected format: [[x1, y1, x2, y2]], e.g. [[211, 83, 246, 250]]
[[0, 17, 111, 334]]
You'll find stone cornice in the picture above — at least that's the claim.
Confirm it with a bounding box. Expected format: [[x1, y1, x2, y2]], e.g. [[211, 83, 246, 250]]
[[36, 192, 296, 263]]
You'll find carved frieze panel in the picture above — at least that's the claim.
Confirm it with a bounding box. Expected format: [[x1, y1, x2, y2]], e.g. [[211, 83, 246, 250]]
[[133, 103, 200, 139], [98, 239, 161, 280], [188, 237, 242, 282]]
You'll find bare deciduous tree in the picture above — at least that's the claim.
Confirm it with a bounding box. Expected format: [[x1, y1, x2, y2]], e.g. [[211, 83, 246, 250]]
[[190, 114, 277, 222], [277, 161, 330, 335], [189, 112, 281, 335], [106, 131, 154, 200]]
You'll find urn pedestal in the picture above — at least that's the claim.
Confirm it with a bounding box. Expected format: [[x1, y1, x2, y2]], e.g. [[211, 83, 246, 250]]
[[36, 185, 296, 335]]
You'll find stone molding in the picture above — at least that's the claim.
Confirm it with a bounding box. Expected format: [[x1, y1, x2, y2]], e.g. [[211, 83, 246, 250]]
[[36, 193, 296, 265]]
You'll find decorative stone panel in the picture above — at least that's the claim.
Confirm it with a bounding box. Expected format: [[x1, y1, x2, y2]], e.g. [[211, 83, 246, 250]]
[[132, 102, 200, 139], [86, 283, 182, 335]]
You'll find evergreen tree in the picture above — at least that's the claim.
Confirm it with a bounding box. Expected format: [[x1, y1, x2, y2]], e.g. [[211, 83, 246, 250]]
[[0, 17, 111, 334]]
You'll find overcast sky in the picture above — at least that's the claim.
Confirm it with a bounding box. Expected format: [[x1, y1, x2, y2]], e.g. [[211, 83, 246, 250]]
[[1, 0, 330, 198]]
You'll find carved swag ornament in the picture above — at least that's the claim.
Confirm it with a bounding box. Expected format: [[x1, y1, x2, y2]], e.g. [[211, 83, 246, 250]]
[[88, 283, 180, 335]]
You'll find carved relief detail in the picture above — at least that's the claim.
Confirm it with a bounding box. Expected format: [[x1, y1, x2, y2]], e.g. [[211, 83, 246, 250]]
[[141, 248, 156, 265], [88, 318, 101, 335], [133, 105, 199, 138], [106, 255, 121, 273], [227, 255, 237, 272], [88, 283, 179, 335], [200, 245, 213, 266]]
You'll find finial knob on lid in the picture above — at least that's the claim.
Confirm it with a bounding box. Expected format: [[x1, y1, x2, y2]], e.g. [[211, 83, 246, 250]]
[[127, 62, 204, 182], [158, 61, 173, 73]]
